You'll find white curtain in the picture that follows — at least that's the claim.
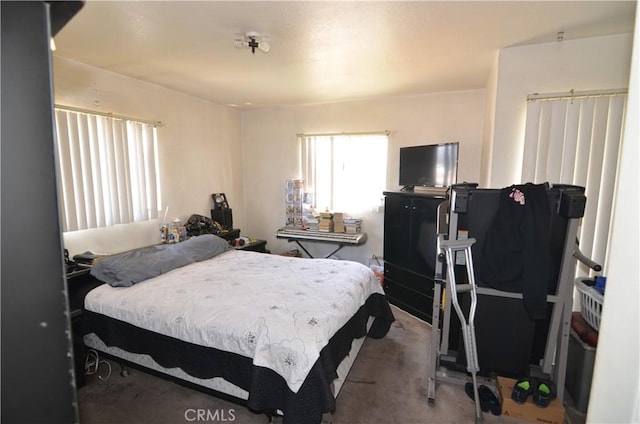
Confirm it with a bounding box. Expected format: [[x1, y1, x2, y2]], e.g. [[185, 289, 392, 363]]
[[54, 109, 161, 232], [522, 92, 627, 274], [300, 133, 388, 215]]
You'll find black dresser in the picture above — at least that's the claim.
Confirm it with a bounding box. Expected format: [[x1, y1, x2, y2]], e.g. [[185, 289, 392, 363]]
[[382, 191, 448, 323]]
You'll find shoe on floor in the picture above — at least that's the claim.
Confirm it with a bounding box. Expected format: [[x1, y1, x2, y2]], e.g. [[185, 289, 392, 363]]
[[465, 382, 487, 411], [512, 378, 534, 404], [465, 382, 502, 415], [478, 385, 502, 416], [533, 379, 556, 408]]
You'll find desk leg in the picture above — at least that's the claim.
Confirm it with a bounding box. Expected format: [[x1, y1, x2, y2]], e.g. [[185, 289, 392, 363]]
[[289, 240, 314, 258], [288, 240, 346, 259], [324, 244, 345, 258]]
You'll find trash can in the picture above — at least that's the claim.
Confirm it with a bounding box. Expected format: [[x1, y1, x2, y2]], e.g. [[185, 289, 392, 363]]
[[565, 328, 597, 413]]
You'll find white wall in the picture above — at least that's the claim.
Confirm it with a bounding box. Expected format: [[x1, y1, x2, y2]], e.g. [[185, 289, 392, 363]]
[[52, 57, 244, 257], [588, 8, 640, 423], [487, 33, 633, 187], [240, 90, 485, 262], [480, 52, 499, 188]]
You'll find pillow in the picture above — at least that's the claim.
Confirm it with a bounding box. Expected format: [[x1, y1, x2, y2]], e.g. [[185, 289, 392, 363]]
[[90, 246, 193, 287], [89, 234, 230, 287], [169, 233, 230, 262]]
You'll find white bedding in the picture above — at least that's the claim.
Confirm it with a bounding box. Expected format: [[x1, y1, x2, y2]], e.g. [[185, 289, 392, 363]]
[[84, 249, 384, 393]]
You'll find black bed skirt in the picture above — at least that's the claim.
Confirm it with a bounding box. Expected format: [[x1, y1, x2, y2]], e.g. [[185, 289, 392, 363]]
[[81, 293, 394, 424]]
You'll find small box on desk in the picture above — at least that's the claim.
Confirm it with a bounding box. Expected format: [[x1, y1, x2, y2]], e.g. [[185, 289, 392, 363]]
[[496, 376, 565, 424]]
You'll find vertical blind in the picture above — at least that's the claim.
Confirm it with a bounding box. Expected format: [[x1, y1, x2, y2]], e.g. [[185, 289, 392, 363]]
[[54, 108, 162, 232], [522, 91, 627, 274], [299, 133, 388, 214]]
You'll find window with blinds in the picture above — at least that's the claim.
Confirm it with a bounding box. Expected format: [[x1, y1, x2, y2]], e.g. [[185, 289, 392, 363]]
[[54, 108, 162, 232], [522, 90, 627, 274], [299, 133, 388, 215]]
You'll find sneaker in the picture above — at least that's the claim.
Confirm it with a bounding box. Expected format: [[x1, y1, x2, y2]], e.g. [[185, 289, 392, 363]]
[[533, 380, 556, 408], [479, 384, 502, 415], [511, 378, 534, 404], [465, 382, 502, 415]]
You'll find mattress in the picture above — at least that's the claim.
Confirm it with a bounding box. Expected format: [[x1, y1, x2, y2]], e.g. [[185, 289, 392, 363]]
[[81, 247, 394, 423]]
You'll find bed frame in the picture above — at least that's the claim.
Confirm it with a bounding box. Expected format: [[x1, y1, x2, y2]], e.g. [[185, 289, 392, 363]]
[[83, 316, 373, 419], [78, 261, 393, 424]]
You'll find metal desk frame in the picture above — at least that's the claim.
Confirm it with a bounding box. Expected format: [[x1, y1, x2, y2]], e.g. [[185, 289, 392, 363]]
[[276, 230, 367, 259]]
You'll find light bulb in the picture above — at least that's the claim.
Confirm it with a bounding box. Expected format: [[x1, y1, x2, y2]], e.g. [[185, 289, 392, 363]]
[[259, 41, 270, 53]]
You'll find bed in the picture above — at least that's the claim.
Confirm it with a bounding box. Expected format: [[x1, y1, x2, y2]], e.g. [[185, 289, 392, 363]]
[[78, 234, 394, 423]]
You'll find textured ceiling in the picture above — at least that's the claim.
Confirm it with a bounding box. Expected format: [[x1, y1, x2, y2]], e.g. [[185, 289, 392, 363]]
[[54, 1, 637, 110]]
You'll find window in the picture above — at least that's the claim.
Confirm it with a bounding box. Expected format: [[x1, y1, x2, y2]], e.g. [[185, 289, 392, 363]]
[[522, 90, 627, 274], [54, 108, 162, 232], [299, 133, 388, 215]]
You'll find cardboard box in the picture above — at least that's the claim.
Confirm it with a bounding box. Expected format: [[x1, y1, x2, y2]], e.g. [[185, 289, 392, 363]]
[[496, 376, 564, 424]]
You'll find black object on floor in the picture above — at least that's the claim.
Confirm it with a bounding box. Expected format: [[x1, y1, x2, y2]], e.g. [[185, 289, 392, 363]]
[[465, 382, 502, 415], [511, 378, 534, 403], [533, 379, 556, 408], [511, 377, 556, 408]]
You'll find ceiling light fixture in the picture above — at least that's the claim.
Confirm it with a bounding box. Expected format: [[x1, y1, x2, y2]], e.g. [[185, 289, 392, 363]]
[[234, 31, 270, 54]]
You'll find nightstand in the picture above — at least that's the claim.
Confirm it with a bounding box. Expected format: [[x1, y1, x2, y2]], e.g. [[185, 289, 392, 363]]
[[236, 239, 269, 253], [217, 228, 240, 241], [66, 266, 103, 388]]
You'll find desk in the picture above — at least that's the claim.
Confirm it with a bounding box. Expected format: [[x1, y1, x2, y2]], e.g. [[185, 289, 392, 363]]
[[275, 228, 367, 258]]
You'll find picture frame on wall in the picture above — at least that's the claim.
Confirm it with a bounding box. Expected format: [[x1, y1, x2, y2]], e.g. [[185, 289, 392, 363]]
[[211, 193, 229, 209]]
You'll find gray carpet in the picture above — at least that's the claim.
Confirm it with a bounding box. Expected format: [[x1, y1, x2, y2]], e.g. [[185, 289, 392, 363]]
[[77, 306, 575, 424]]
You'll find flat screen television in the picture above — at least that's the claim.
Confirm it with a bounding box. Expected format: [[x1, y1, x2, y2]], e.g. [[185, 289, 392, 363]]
[[399, 142, 459, 190]]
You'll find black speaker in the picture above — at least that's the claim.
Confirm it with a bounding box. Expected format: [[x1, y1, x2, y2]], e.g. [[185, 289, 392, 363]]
[[211, 208, 233, 230]]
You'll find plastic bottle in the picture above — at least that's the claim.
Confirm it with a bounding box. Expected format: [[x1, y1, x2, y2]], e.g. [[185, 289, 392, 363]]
[[170, 218, 181, 243], [595, 276, 606, 294], [160, 224, 169, 244]]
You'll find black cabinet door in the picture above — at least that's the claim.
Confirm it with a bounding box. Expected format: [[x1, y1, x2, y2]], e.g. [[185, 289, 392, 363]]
[[384, 194, 443, 278], [409, 197, 442, 277], [383, 196, 412, 268]]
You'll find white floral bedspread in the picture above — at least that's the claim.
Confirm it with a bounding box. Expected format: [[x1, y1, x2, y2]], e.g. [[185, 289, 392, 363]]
[[84, 249, 384, 393]]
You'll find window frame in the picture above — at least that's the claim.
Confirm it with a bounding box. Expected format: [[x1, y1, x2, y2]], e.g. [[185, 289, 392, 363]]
[[54, 107, 163, 232], [299, 132, 389, 215]]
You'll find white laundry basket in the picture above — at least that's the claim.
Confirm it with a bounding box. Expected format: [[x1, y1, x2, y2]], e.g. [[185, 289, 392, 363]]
[[575, 278, 604, 331]]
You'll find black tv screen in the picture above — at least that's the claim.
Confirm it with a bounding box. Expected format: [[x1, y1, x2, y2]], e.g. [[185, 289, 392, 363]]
[[399, 142, 459, 189]]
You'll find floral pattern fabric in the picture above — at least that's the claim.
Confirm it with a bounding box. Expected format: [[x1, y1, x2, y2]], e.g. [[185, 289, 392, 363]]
[[85, 250, 385, 393]]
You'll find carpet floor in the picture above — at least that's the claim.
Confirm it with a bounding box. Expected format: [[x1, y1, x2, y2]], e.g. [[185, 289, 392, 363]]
[[77, 305, 583, 424]]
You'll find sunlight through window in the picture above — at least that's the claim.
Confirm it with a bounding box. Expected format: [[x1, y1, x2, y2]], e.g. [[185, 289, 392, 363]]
[[300, 133, 388, 216]]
